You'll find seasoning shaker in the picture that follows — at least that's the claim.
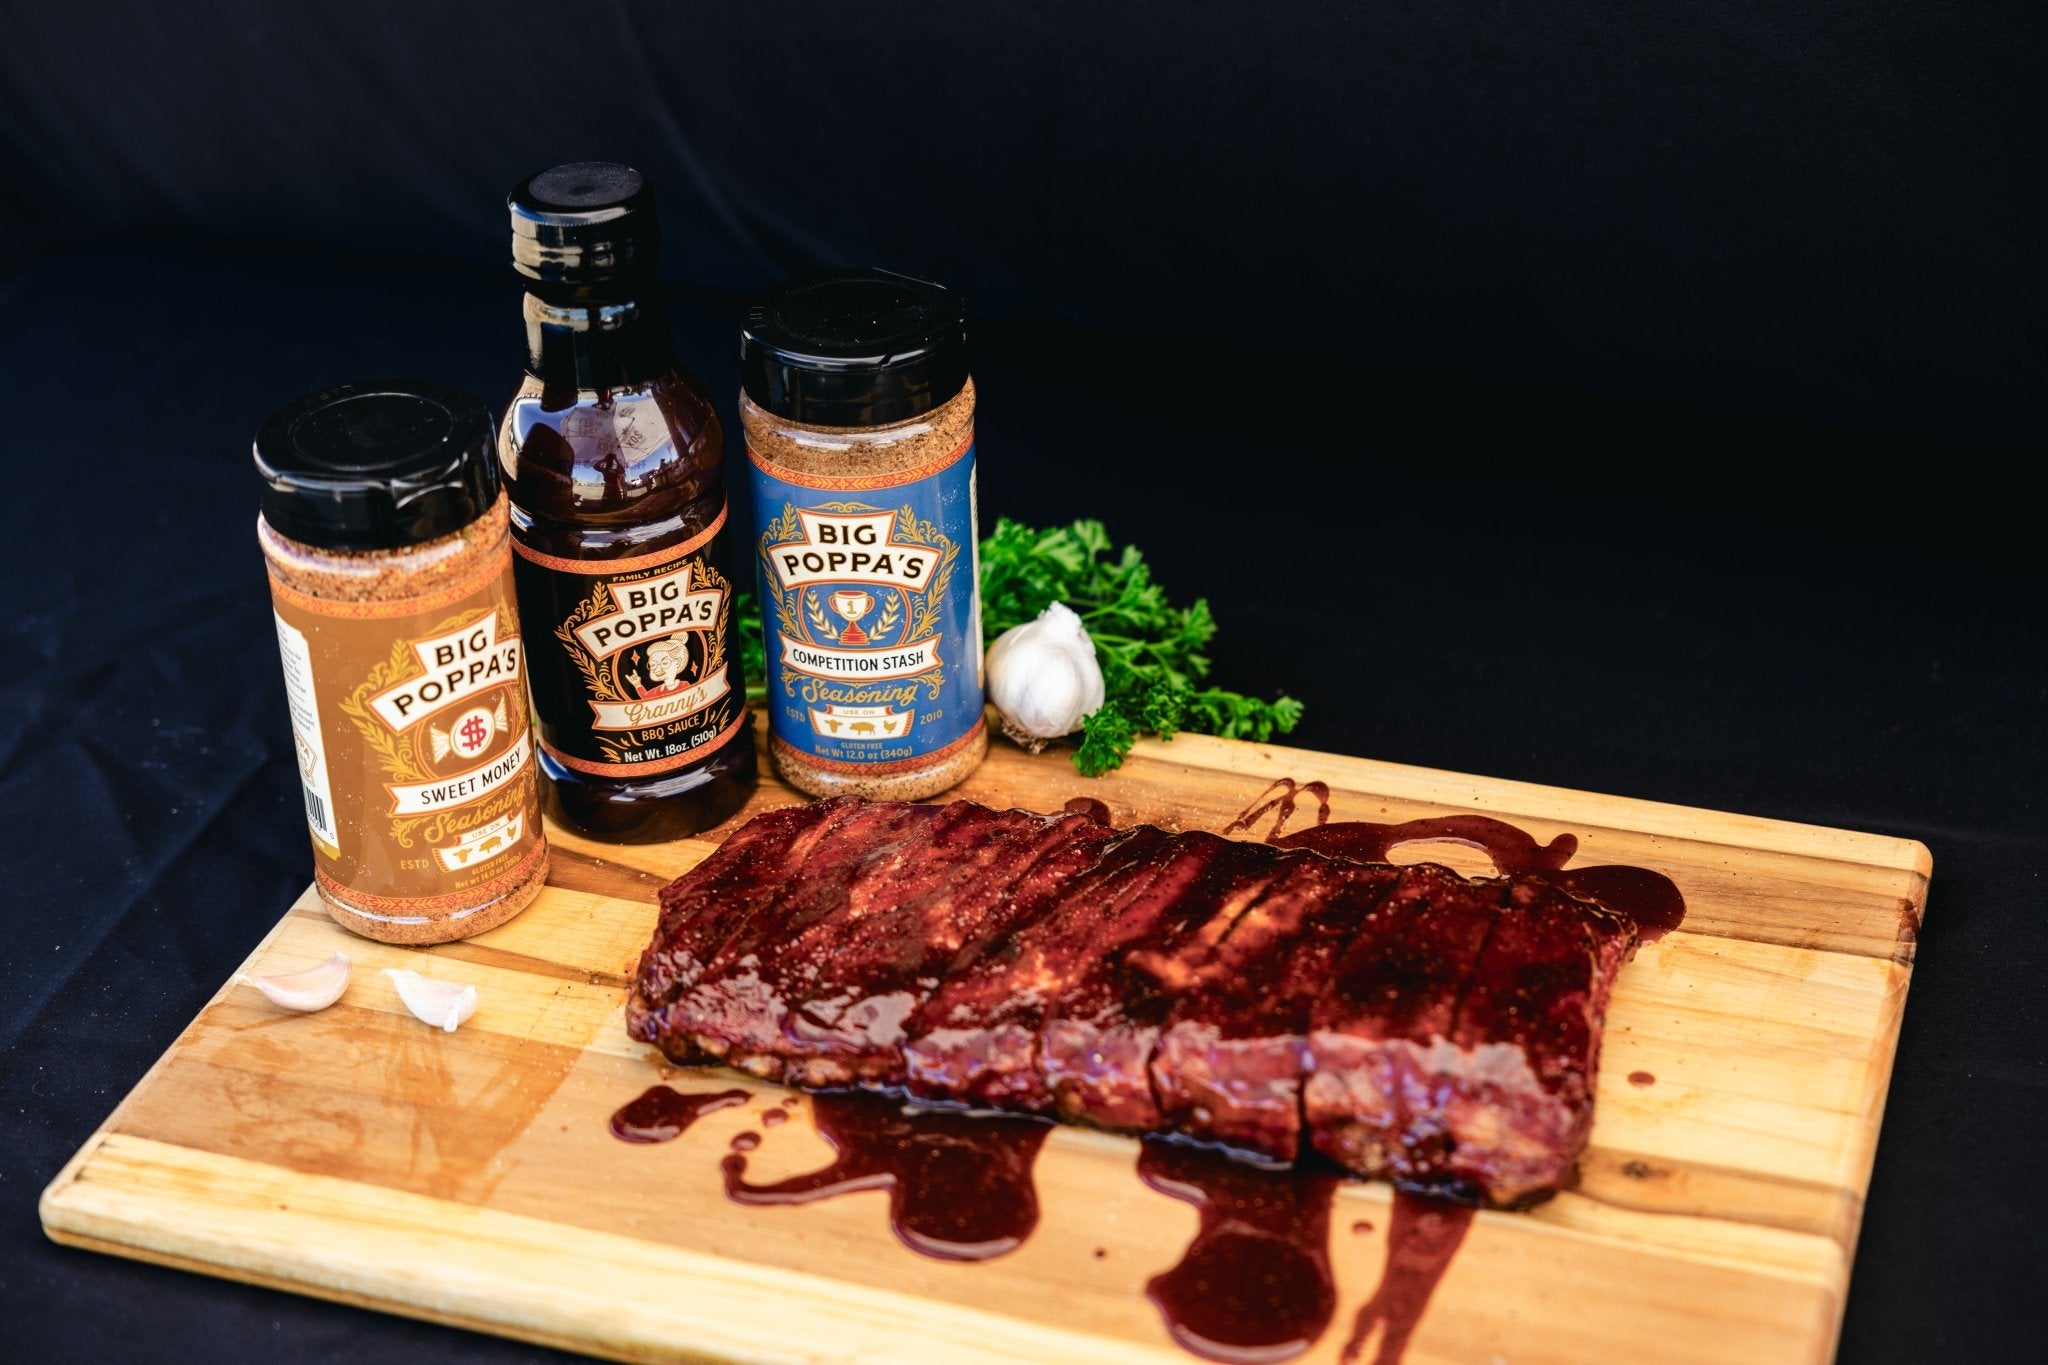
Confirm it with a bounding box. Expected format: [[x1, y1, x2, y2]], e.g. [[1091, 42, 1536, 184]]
[[256, 381, 549, 944], [740, 269, 987, 800]]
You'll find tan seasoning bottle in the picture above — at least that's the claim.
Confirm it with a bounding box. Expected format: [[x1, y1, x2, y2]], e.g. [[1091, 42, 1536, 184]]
[[256, 381, 550, 944], [500, 162, 757, 842], [740, 269, 987, 800]]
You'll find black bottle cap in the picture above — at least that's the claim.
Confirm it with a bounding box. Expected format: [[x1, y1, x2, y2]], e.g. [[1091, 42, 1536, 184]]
[[254, 381, 499, 551], [741, 268, 969, 427], [509, 160, 659, 284]]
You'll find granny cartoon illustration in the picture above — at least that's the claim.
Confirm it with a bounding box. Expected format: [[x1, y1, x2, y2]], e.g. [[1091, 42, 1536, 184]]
[[622, 636, 695, 698]]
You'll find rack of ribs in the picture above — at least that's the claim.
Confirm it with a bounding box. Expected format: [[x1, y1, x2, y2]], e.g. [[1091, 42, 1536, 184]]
[[626, 796, 1639, 1207]]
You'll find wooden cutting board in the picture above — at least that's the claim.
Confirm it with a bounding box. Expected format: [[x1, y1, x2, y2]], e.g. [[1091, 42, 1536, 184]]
[[41, 723, 1929, 1365]]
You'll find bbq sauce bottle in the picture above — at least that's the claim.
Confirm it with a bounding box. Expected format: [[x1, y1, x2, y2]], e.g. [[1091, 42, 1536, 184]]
[[499, 161, 756, 842]]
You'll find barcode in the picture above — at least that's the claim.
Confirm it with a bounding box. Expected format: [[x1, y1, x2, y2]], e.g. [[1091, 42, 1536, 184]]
[[303, 786, 328, 833]]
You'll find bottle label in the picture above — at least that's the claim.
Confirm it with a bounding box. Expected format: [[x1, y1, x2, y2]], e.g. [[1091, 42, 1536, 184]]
[[265, 551, 546, 915], [512, 503, 749, 776], [273, 611, 339, 853], [747, 434, 984, 773]]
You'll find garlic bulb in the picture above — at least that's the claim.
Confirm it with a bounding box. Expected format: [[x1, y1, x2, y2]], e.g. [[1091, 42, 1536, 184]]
[[384, 968, 479, 1033], [985, 602, 1106, 752], [249, 952, 351, 1012]]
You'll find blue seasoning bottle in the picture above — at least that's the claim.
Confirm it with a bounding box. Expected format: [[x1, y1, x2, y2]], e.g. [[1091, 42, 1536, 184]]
[[739, 269, 988, 800]]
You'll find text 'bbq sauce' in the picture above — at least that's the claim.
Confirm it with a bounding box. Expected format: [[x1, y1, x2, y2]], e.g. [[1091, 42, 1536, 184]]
[[499, 162, 756, 842]]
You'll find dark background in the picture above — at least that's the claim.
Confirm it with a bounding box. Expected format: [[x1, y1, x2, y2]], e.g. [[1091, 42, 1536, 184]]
[[1, 3, 2042, 1362]]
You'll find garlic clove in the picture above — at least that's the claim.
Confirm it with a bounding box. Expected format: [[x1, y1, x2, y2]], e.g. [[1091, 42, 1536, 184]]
[[249, 951, 352, 1012], [986, 602, 1107, 750], [383, 968, 479, 1033]]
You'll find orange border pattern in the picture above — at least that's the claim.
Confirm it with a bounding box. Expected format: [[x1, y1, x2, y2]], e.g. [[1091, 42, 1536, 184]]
[[539, 708, 748, 776], [745, 433, 974, 492], [266, 552, 507, 621], [510, 502, 729, 575], [316, 837, 546, 917], [770, 716, 985, 777]]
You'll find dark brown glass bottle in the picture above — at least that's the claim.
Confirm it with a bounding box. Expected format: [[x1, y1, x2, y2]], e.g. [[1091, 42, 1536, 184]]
[[498, 161, 756, 842]]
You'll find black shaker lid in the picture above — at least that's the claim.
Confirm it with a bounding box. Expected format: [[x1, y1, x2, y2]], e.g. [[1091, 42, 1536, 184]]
[[508, 160, 660, 284], [741, 268, 968, 427], [254, 381, 499, 551]]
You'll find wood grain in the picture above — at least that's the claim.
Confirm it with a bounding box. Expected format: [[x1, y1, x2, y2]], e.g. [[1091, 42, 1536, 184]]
[[41, 721, 1928, 1365]]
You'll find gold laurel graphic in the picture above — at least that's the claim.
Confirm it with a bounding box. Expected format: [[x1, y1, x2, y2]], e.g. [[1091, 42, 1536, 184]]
[[804, 590, 840, 642], [554, 580, 620, 701]]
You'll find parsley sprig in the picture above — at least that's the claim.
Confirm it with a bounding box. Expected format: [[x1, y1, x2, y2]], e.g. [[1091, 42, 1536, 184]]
[[977, 519, 1302, 775], [735, 518, 1303, 777]]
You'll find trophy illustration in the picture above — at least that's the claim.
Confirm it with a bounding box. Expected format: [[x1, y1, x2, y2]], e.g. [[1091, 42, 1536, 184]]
[[828, 589, 876, 644]]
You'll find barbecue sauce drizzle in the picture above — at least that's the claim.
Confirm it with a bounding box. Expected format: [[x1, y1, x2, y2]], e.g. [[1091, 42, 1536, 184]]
[[1229, 778, 1686, 941], [1137, 1146, 1482, 1365], [720, 1089, 1052, 1262], [608, 1085, 750, 1143], [1339, 1193, 1475, 1365], [1064, 795, 1113, 824], [1140, 1140, 1340, 1364]]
